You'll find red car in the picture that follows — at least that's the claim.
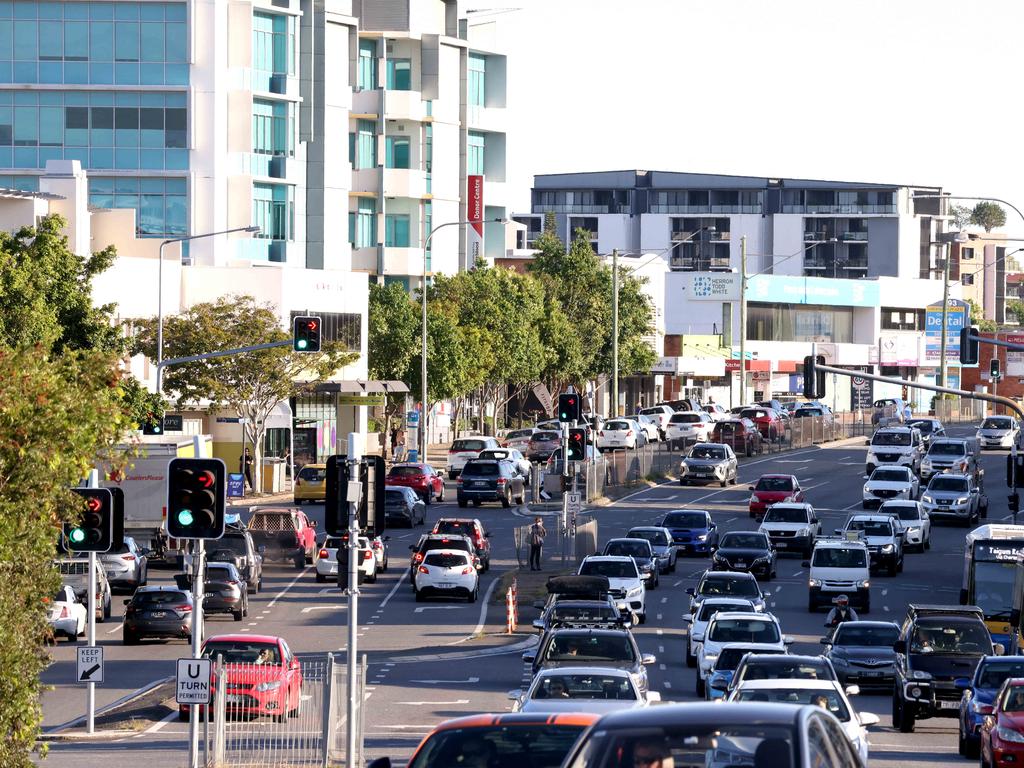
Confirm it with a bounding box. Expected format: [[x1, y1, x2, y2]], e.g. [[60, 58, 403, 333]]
[[432, 517, 491, 570], [739, 407, 786, 442], [179, 634, 303, 722], [980, 678, 1024, 766], [748, 474, 804, 519], [712, 418, 763, 457], [386, 463, 446, 504]]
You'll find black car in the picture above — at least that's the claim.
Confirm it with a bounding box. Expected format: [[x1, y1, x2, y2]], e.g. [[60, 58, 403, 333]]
[[123, 586, 194, 644], [533, 599, 631, 632], [892, 604, 995, 732], [206, 525, 263, 594], [523, 627, 654, 692], [457, 459, 525, 508], [203, 562, 248, 622], [603, 538, 659, 589], [384, 485, 426, 527], [712, 531, 777, 580], [822, 620, 899, 692], [558, 702, 863, 768], [907, 418, 945, 446]]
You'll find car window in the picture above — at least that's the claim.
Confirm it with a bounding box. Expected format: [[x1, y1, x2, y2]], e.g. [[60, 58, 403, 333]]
[[579, 560, 638, 579], [871, 468, 910, 482], [688, 446, 726, 460], [605, 541, 651, 558], [872, 431, 911, 446], [833, 624, 899, 647], [670, 413, 701, 424], [385, 490, 408, 504], [739, 659, 831, 682], [755, 477, 794, 492], [699, 576, 760, 598], [463, 461, 499, 476], [734, 686, 847, 719], [818, 715, 862, 767], [812, 548, 867, 568], [846, 520, 893, 537], [885, 505, 920, 520], [452, 439, 486, 452], [533, 431, 560, 441], [424, 552, 470, 568], [604, 420, 630, 430], [978, 662, 1024, 689], [424, 538, 470, 553], [795, 408, 824, 417], [434, 521, 476, 537], [928, 477, 969, 492], [550, 605, 617, 624], [297, 466, 325, 481], [982, 418, 1013, 429], [698, 600, 752, 622], [929, 442, 967, 456], [507, 429, 535, 439], [544, 634, 636, 663], [533, 673, 636, 701], [202, 640, 280, 664], [389, 465, 424, 477], [709, 618, 780, 644], [762, 507, 808, 523], [662, 512, 708, 528], [628, 529, 668, 546], [134, 590, 188, 605], [720, 532, 768, 549], [911, 622, 991, 654], [408, 725, 585, 768]]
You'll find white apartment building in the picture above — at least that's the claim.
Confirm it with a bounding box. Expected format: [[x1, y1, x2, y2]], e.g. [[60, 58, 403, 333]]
[[514, 170, 964, 413]]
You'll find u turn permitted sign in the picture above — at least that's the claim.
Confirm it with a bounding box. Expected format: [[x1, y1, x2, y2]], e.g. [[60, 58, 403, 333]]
[[176, 657, 212, 704]]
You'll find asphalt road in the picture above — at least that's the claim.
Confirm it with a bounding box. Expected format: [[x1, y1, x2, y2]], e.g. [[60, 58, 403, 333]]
[[42, 424, 1009, 767]]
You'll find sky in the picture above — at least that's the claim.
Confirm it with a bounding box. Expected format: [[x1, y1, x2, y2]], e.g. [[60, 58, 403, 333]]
[[471, 0, 1024, 231]]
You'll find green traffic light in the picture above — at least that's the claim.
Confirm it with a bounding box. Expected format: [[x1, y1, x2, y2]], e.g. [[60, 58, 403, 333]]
[[176, 509, 194, 527], [69, 527, 86, 544], [296, 339, 308, 350]]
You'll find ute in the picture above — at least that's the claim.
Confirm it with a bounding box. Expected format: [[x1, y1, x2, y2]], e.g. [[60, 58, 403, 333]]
[[246, 507, 317, 569]]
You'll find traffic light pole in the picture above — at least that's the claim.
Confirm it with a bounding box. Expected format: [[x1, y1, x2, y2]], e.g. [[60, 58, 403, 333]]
[[345, 433, 361, 768], [561, 423, 569, 566], [188, 540, 205, 768], [87, 550, 96, 734]]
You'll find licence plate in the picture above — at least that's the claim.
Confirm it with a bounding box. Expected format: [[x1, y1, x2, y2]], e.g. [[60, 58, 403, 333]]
[[735, 562, 746, 567], [436, 582, 454, 589], [939, 700, 959, 710], [473, 481, 489, 488], [775, 542, 787, 548], [225, 694, 246, 704], [938, 500, 951, 506], [148, 611, 166, 618]]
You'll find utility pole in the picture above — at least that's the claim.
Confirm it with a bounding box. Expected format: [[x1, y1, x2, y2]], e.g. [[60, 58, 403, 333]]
[[345, 433, 361, 768], [612, 248, 619, 416], [938, 241, 952, 388], [738, 236, 748, 405]]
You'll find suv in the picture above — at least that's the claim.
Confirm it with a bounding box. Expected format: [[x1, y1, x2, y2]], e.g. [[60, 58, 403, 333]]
[[447, 436, 501, 479], [206, 524, 263, 593], [432, 518, 491, 571], [603, 538, 658, 589], [578, 556, 647, 623], [840, 514, 904, 576], [892, 604, 996, 733], [246, 507, 317, 568], [803, 537, 871, 612], [758, 502, 820, 558], [456, 459, 525, 508], [872, 397, 908, 427], [921, 472, 985, 525], [866, 426, 923, 475], [920, 437, 978, 482]]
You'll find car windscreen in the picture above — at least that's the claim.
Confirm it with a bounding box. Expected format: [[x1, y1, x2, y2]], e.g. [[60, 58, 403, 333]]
[[871, 469, 909, 482], [297, 466, 325, 481], [605, 541, 651, 558], [882, 504, 920, 521], [579, 560, 637, 579], [385, 490, 408, 505], [532, 431, 560, 441], [434, 521, 475, 537], [740, 409, 769, 420], [604, 421, 630, 431], [407, 725, 586, 768], [929, 442, 966, 456], [734, 688, 849, 721], [699, 576, 759, 598], [452, 439, 487, 452], [533, 673, 635, 701], [982, 418, 1013, 430], [762, 507, 807, 523], [662, 512, 707, 528], [640, 408, 665, 416], [670, 414, 701, 424], [506, 429, 535, 440], [833, 624, 900, 647], [462, 462, 499, 476], [423, 538, 470, 553], [424, 552, 470, 568], [978, 662, 1024, 689], [550, 605, 617, 624], [846, 520, 893, 537], [740, 660, 831, 682], [908, 420, 935, 433], [388, 466, 423, 478], [204, 565, 235, 580], [872, 432, 911, 446], [543, 634, 636, 663], [202, 640, 280, 664], [755, 477, 793, 492], [928, 477, 969, 492], [719, 533, 768, 550], [698, 601, 752, 622], [812, 548, 867, 568], [133, 590, 188, 605], [911, 621, 992, 654], [708, 618, 780, 644], [794, 408, 823, 418], [628, 530, 669, 546], [716, 648, 785, 670], [570, 727, 797, 768], [209, 536, 249, 556], [688, 446, 726, 460]]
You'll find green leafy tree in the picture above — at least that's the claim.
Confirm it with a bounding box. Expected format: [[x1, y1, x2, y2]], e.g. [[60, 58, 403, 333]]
[[1007, 299, 1024, 324], [966, 298, 997, 332], [368, 283, 420, 450], [949, 204, 973, 231], [131, 296, 355, 489], [971, 201, 1007, 232]]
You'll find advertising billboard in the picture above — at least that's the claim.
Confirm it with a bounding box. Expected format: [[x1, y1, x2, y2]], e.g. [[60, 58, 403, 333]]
[[924, 299, 968, 362], [467, 174, 484, 264]]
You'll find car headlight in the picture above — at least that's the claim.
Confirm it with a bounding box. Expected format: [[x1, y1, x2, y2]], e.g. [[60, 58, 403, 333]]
[[797, 526, 811, 537], [679, 463, 689, 473], [628, 586, 642, 596], [809, 578, 822, 587], [881, 544, 894, 553], [997, 725, 1024, 743], [922, 458, 932, 468], [863, 484, 871, 494], [956, 496, 969, 504], [712, 551, 726, 561], [749, 495, 759, 504], [696, 534, 708, 541], [921, 494, 933, 504], [911, 670, 932, 680], [856, 579, 870, 588], [255, 680, 282, 692], [909, 685, 924, 698], [753, 555, 769, 563]]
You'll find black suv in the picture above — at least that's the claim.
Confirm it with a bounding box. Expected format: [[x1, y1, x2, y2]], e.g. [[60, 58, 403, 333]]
[[206, 524, 264, 593], [892, 604, 995, 732], [457, 459, 525, 508]]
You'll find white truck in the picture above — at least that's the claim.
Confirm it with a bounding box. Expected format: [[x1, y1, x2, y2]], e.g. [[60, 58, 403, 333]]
[[99, 435, 214, 562]]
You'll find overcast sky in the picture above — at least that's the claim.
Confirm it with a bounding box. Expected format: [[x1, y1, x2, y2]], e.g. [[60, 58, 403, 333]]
[[476, 0, 1024, 230]]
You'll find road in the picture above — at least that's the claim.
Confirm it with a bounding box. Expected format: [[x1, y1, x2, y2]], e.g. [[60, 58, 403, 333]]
[[42, 424, 1005, 767]]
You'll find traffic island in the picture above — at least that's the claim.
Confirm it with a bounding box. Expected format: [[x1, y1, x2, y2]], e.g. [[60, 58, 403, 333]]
[[40, 679, 176, 741]]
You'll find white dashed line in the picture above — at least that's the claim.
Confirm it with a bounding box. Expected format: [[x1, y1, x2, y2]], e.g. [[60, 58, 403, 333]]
[[660, 597, 668, 604]]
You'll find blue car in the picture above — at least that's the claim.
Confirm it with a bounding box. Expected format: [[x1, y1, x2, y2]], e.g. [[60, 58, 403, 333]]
[[958, 655, 1024, 758], [659, 509, 718, 556]]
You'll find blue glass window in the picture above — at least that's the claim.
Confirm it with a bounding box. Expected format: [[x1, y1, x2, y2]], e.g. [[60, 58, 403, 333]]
[[385, 214, 410, 248], [386, 58, 410, 90], [467, 131, 485, 176], [357, 39, 376, 90], [354, 118, 375, 170], [385, 135, 409, 169], [88, 175, 186, 237], [252, 11, 293, 91], [252, 98, 291, 156], [468, 53, 486, 107], [353, 198, 375, 249], [253, 182, 293, 241]]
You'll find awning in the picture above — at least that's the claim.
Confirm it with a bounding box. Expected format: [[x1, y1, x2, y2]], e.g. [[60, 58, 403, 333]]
[[313, 380, 410, 395], [384, 380, 410, 393], [362, 380, 387, 393]]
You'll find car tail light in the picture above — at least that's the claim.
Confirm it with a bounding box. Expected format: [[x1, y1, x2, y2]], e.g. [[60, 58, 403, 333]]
[[626, 430, 633, 436], [413, 553, 424, 562], [461, 567, 474, 575], [372, 541, 382, 550], [363, 549, 373, 559], [227, 580, 239, 586], [123, 554, 136, 561], [496, 478, 507, 485], [175, 604, 193, 613], [418, 565, 429, 574], [318, 549, 329, 559], [456, 476, 463, 484]]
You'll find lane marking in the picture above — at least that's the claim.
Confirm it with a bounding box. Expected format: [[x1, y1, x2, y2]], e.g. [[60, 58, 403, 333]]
[[398, 699, 470, 706], [301, 605, 346, 614], [379, 569, 410, 610], [107, 623, 124, 635], [138, 709, 178, 736], [266, 565, 312, 609]]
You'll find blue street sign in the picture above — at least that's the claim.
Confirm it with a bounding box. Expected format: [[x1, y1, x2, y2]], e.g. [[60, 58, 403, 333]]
[[227, 473, 245, 498]]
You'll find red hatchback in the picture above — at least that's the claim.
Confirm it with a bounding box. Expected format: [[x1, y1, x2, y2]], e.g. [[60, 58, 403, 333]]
[[980, 678, 1024, 766], [739, 407, 786, 442], [387, 463, 445, 504], [180, 634, 303, 722], [748, 474, 804, 519]]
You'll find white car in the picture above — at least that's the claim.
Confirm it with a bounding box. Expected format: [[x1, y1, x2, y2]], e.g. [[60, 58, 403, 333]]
[[478, 447, 532, 480], [596, 419, 639, 451], [865, 426, 924, 475], [684, 597, 756, 668], [728, 678, 879, 764], [48, 585, 86, 642], [878, 500, 931, 551], [977, 415, 1019, 449], [703, 403, 730, 422], [639, 405, 675, 436], [757, 502, 821, 559], [414, 548, 480, 602], [634, 414, 661, 443], [665, 411, 715, 443], [578, 555, 647, 623], [693, 611, 791, 697], [862, 465, 919, 508], [446, 436, 501, 478], [508, 666, 658, 714], [315, 535, 377, 583], [503, 427, 538, 452], [805, 539, 871, 612]]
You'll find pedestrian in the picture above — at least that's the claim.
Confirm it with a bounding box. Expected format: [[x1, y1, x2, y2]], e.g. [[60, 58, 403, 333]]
[[528, 516, 546, 571], [390, 427, 398, 458], [240, 448, 254, 490], [394, 429, 406, 463]]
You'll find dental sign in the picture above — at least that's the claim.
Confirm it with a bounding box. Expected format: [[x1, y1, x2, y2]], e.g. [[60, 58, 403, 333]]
[[924, 299, 967, 361]]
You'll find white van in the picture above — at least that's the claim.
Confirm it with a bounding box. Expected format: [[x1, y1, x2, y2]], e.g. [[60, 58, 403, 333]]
[[802, 537, 871, 613]]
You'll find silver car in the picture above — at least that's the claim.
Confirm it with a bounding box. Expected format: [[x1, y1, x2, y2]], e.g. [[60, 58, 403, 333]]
[[99, 536, 149, 592], [625, 526, 678, 574], [977, 415, 1019, 450], [920, 473, 983, 524], [679, 442, 738, 487]]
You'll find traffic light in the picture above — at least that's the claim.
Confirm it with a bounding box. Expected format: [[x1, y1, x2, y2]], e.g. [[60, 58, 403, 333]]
[[292, 315, 322, 352], [64, 488, 114, 553], [1011, 493, 1020, 514], [1008, 454, 1024, 488], [802, 355, 826, 400], [567, 428, 587, 461], [141, 413, 164, 435], [960, 326, 980, 365], [558, 392, 580, 423], [325, 455, 348, 537], [167, 458, 226, 540], [991, 357, 1002, 380], [325, 456, 384, 537]]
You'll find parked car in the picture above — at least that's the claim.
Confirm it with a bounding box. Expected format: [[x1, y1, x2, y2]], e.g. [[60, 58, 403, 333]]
[[979, 678, 1024, 767], [432, 517, 491, 571], [456, 459, 526, 508], [665, 411, 715, 445], [748, 474, 804, 519], [739, 407, 786, 442], [711, 530, 776, 580], [446, 436, 501, 479], [821, 620, 900, 692], [247, 507, 317, 568], [99, 536, 149, 592], [678, 442, 738, 487], [872, 397, 908, 426], [596, 419, 638, 451], [526, 430, 562, 462], [977, 415, 1020, 450], [713, 417, 763, 457], [624, 526, 677, 573], [55, 557, 111, 622], [508, 667, 657, 714], [502, 427, 538, 452], [639, 405, 675, 437], [758, 502, 820, 558], [414, 548, 480, 602], [633, 414, 661, 443], [862, 465, 919, 508], [180, 634, 303, 722], [384, 485, 426, 527], [702, 402, 730, 421], [658, 509, 718, 556], [203, 561, 249, 621], [292, 462, 326, 504], [878, 499, 931, 551], [123, 586, 194, 644], [385, 463, 445, 504], [958, 655, 1024, 758], [46, 584, 86, 642]]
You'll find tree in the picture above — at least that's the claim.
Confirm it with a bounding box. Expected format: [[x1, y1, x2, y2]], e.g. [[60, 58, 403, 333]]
[[949, 204, 973, 231], [1007, 299, 1024, 324], [971, 201, 1007, 232], [966, 298, 997, 332], [368, 283, 419, 450], [131, 296, 355, 490]]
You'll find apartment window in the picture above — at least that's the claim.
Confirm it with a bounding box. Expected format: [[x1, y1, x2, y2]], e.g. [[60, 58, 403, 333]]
[[962, 247, 975, 260], [467, 131, 485, 176], [468, 53, 486, 107], [424, 123, 432, 193], [385, 135, 410, 169], [880, 308, 924, 332], [252, 182, 293, 241], [88, 176, 186, 237], [348, 198, 375, 249], [252, 12, 293, 80], [351, 119, 376, 169], [385, 213, 410, 247], [252, 99, 291, 156], [357, 39, 377, 90], [962, 273, 975, 286], [386, 58, 411, 90]]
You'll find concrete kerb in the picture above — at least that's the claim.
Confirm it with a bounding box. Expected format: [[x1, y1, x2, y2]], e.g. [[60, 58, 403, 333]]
[[41, 675, 174, 738]]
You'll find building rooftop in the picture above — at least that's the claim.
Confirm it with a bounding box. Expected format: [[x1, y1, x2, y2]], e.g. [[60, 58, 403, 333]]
[[532, 169, 942, 192]]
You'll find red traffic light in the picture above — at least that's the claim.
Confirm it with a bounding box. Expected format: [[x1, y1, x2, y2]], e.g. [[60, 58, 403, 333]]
[[197, 470, 216, 489], [85, 497, 102, 512]]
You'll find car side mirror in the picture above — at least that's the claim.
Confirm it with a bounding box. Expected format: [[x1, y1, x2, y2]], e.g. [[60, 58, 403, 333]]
[[801, 560, 810, 568], [833, 529, 842, 535], [845, 685, 860, 696], [820, 637, 831, 645], [532, 599, 545, 610], [691, 633, 704, 643], [748, 485, 755, 491], [532, 619, 545, 630], [257, 545, 267, 554], [123, 598, 131, 605], [996, 643, 1006, 656], [686, 587, 696, 597], [408, 545, 416, 550], [310, 520, 318, 528], [646, 691, 662, 703], [858, 712, 880, 727], [893, 639, 907, 654], [383, 536, 391, 542], [783, 636, 794, 645], [507, 689, 522, 701], [521, 652, 536, 663], [641, 654, 657, 665]]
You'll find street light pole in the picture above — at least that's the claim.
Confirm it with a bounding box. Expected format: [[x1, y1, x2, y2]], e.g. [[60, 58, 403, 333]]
[[612, 249, 619, 415], [939, 242, 952, 388], [739, 236, 748, 405]]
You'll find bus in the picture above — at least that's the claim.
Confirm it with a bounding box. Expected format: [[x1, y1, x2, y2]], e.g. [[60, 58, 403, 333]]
[[960, 524, 1024, 651]]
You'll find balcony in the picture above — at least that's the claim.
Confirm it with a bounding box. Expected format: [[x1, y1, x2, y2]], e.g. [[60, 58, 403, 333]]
[[804, 230, 832, 241], [841, 259, 869, 272], [383, 167, 427, 199], [384, 90, 426, 122], [841, 231, 868, 241], [670, 255, 731, 272], [672, 230, 730, 242]]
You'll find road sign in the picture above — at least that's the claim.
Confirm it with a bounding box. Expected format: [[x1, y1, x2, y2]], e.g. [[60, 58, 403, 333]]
[[77, 646, 103, 683], [227, 472, 245, 498], [565, 492, 582, 517], [176, 657, 212, 704]]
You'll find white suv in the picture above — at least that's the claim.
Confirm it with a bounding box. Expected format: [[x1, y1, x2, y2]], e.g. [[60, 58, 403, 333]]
[[665, 411, 715, 444], [866, 427, 923, 475], [684, 597, 756, 668], [578, 555, 647, 623], [446, 436, 501, 479], [693, 611, 791, 697], [803, 538, 871, 613], [862, 465, 919, 508]]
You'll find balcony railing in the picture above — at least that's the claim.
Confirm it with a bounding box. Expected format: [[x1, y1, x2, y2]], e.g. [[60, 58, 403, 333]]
[[785, 204, 897, 215], [841, 259, 869, 271], [804, 231, 832, 241], [671, 230, 731, 242], [670, 255, 732, 272], [652, 204, 760, 214], [535, 204, 611, 214], [842, 231, 868, 241]]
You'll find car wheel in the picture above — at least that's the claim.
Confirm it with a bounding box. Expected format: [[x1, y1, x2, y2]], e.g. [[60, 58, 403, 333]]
[[807, 595, 817, 612], [424, 491, 432, 506], [720, 479, 727, 487], [745, 443, 753, 458], [294, 553, 305, 570], [468, 587, 478, 604], [637, 612, 646, 625], [685, 644, 696, 668], [274, 697, 290, 723], [414, 589, 424, 602], [140, 567, 148, 587], [679, 479, 688, 486], [925, 537, 931, 551], [367, 570, 377, 584], [472, 500, 481, 507], [501, 490, 512, 509], [965, 735, 980, 759], [516, 492, 525, 505], [438, 485, 445, 502], [178, 708, 190, 722], [316, 572, 325, 583], [123, 631, 137, 645], [457, 498, 468, 508], [696, 675, 706, 697], [233, 608, 243, 621], [887, 560, 898, 577]]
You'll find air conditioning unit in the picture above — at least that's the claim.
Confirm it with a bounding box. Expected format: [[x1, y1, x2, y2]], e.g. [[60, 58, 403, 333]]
[[269, 74, 287, 95], [268, 240, 287, 263]]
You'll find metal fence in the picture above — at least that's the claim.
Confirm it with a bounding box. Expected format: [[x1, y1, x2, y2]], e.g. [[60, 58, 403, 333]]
[[205, 653, 366, 768], [514, 514, 597, 569]]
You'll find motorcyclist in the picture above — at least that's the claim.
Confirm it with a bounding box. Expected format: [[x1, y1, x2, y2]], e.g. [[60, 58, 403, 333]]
[[825, 594, 859, 627]]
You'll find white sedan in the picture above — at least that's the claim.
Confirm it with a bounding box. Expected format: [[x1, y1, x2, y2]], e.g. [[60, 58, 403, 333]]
[[508, 667, 658, 714], [684, 597, 756, 668], [977, 416, 1020, 449], [315, 535, 377, 583], [728, 678, 879, 764], [48, 585, 86, 642], [596, 419, 638, 451], [862, 465, 919, 508], [879, 500, 931, 551]]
